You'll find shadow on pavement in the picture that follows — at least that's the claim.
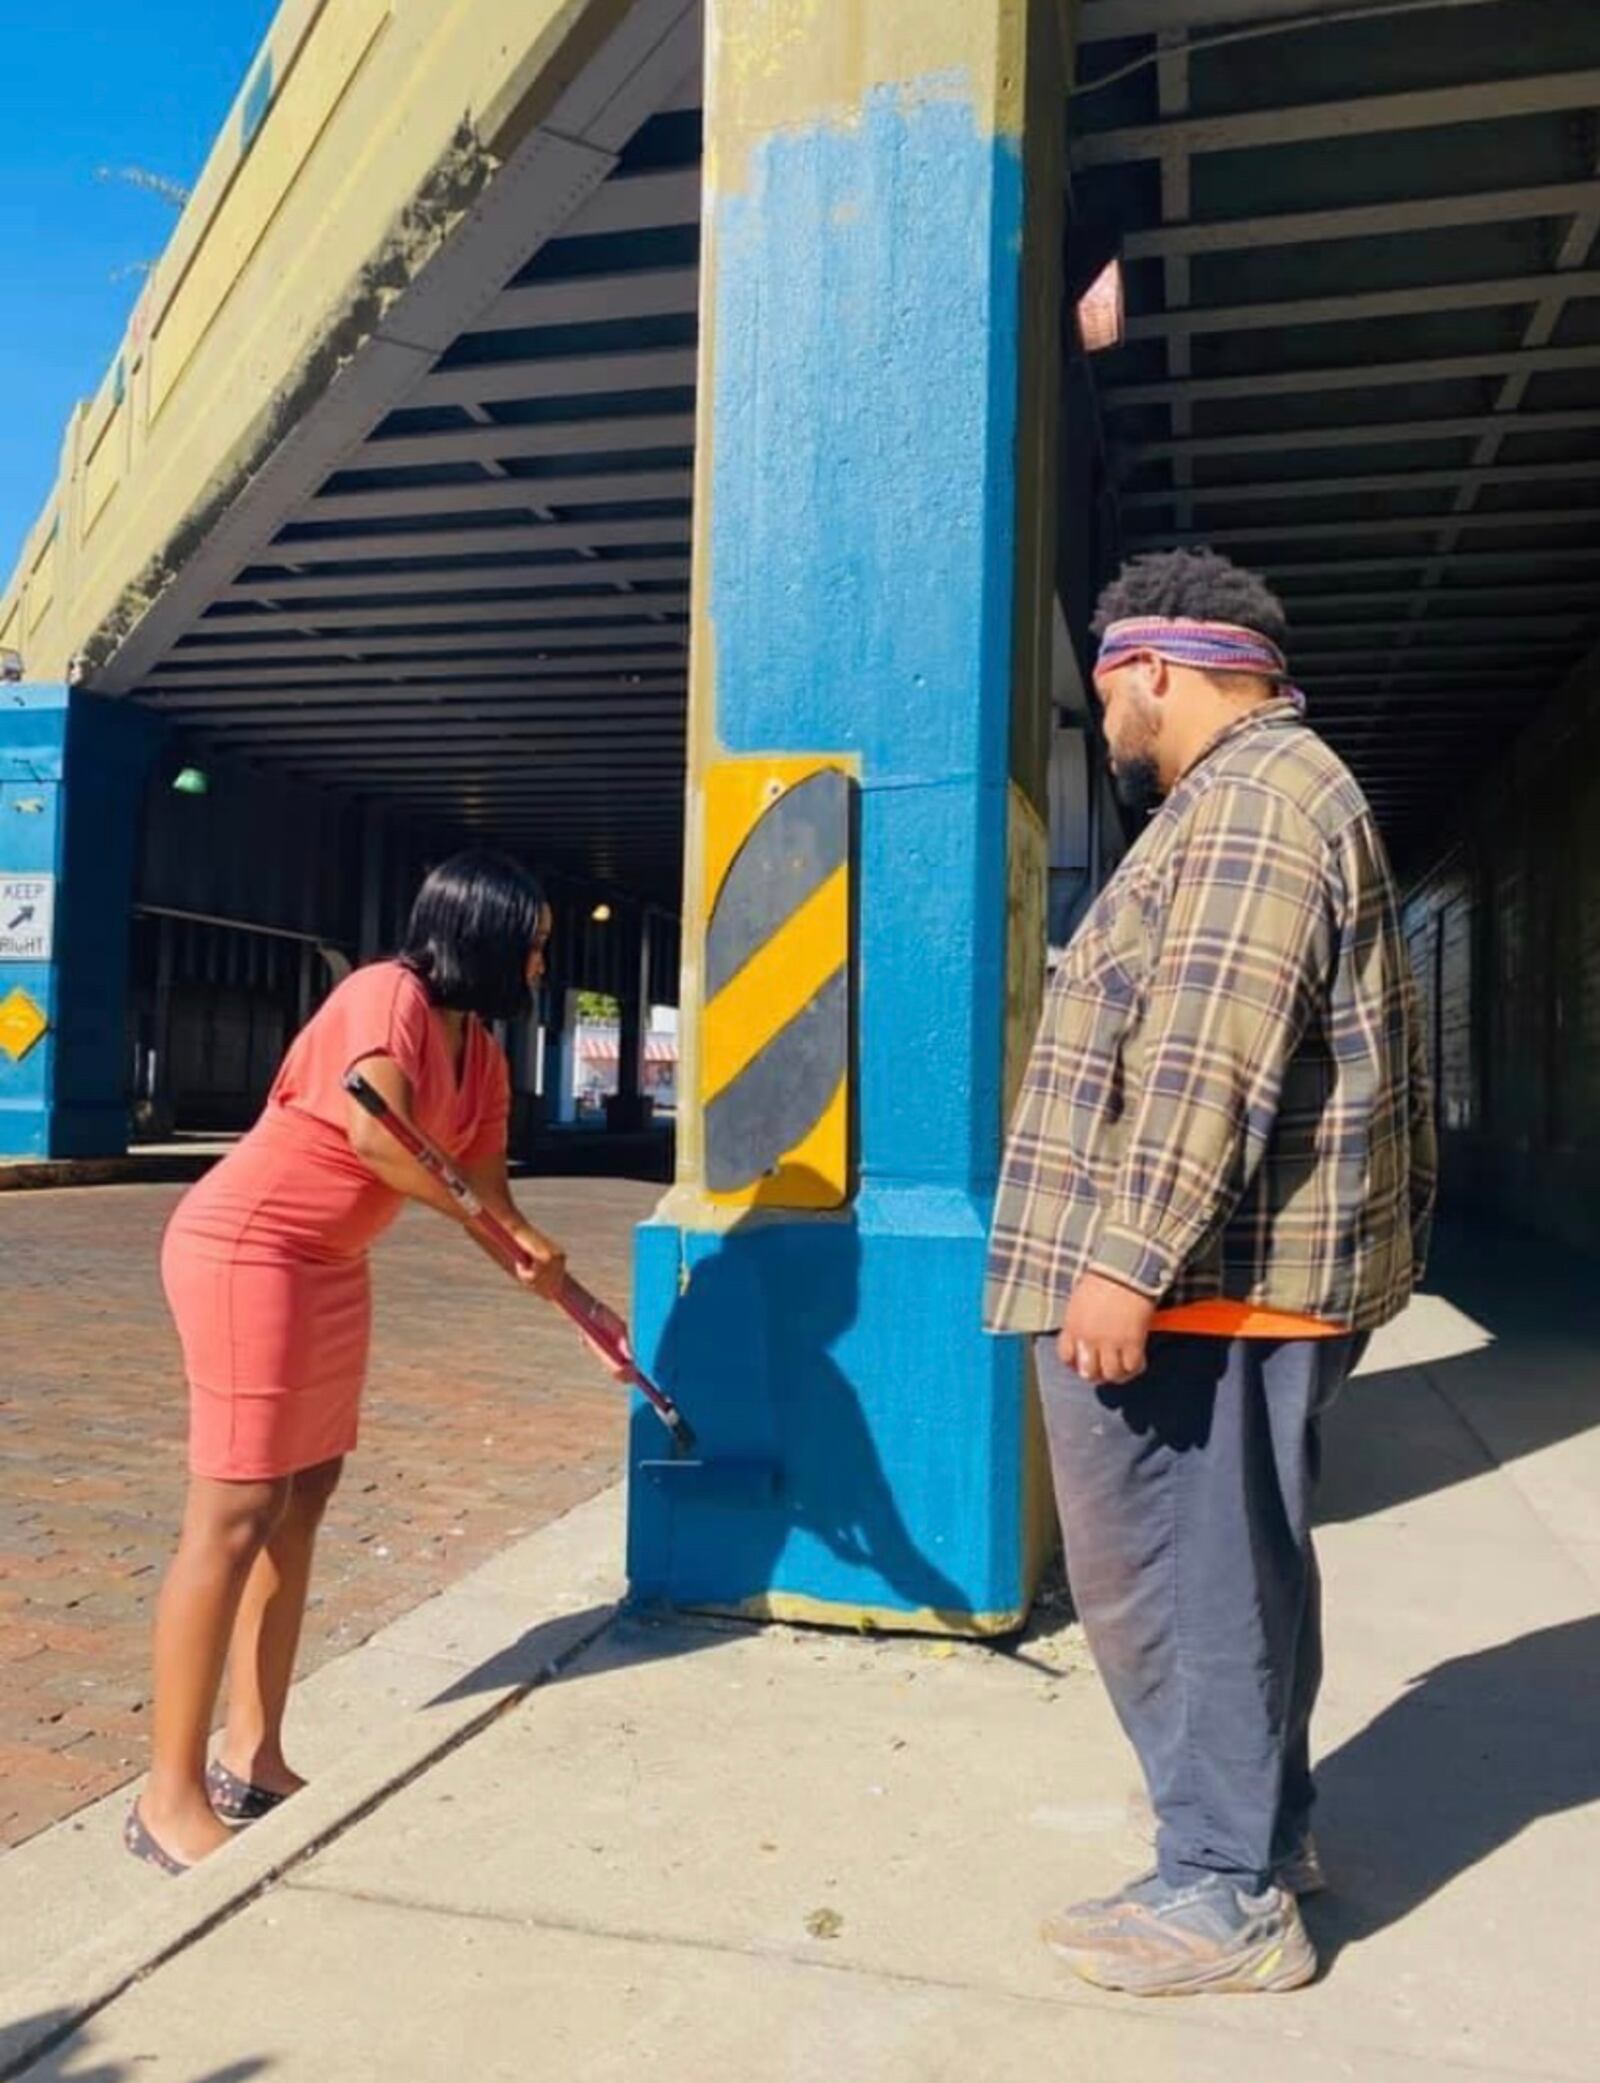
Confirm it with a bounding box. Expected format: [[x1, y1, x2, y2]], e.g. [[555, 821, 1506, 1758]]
[[1309, 1614, 1600, 1962], [424, 1603, 619, 1706], [8, 2007, 271, 2083], [1320, 1219, 1600, 1527]]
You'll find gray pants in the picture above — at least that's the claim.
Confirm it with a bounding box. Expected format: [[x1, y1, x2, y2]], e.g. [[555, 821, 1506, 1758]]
[[1035, 1330, 1365, 1893]]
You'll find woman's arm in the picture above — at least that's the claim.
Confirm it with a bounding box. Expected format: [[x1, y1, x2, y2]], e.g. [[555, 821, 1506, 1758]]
[[346, 1055, 567, 1296], [345, 1055, 567, 1297], [465, 1147, 629, 1375], [343, 1053, 481, 1229], [459, 1147, 567, 1300]]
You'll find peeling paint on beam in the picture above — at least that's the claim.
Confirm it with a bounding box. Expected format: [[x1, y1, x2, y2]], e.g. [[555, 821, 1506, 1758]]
[[78, 124, 501, 684]]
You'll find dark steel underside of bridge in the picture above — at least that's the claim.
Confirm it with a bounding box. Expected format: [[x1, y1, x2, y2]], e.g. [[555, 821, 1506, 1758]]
[[120, 1, 1600, 898]]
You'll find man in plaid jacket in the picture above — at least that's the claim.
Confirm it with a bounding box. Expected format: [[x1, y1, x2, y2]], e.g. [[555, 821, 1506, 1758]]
[[988, 547, 1435, 1997]]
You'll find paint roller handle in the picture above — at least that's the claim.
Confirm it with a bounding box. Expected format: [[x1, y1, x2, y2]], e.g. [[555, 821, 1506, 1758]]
[[553, 1276, 636, 1380], [557, 1276, 696, 1453], [345, 1069, 523, 1270], [344, 1070, 695, 1450]]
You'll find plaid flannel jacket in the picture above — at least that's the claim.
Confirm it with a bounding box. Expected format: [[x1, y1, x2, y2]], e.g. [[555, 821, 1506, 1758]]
[[985, 703, 1437, 1336]]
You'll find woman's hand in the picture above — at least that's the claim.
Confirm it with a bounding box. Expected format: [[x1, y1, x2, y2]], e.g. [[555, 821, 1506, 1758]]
[[510, 1225, 567, 1301]]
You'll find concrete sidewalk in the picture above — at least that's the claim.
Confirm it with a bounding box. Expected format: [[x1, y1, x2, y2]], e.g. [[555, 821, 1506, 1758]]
[[2, 1232, 1596, 2081]]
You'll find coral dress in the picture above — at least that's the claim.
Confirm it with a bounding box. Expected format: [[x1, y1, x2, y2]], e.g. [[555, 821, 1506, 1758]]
[[162, 961, 509, 1481]]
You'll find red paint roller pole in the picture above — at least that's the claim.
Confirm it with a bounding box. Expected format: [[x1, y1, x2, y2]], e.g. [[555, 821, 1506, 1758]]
[[343, 1069, 696, 1455]]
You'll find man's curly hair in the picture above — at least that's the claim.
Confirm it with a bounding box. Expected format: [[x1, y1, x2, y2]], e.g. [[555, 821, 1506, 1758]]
[[1091, 548, 1289, 652]]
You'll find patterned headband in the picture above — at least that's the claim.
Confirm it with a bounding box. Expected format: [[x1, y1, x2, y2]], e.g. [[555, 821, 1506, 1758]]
[[1096, 617, 1307, 715]]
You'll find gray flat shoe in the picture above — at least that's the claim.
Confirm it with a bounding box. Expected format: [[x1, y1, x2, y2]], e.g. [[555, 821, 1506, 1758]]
[[123, 1802, 189, 1877], [206, 1758, 291, 1824]]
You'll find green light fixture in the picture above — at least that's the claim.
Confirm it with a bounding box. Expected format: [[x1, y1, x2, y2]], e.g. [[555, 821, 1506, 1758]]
[[172, 766, 210, 796]]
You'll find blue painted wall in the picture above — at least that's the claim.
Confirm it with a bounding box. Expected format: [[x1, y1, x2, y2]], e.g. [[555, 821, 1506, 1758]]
[[0, 686, 158, 1158]]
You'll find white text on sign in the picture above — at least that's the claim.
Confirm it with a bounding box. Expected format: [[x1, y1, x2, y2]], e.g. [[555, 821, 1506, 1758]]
[[0, 874, 57, 963]]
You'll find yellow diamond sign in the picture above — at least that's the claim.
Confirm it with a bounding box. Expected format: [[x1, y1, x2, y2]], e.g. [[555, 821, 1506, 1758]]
[[0, 986, 49, 1063]]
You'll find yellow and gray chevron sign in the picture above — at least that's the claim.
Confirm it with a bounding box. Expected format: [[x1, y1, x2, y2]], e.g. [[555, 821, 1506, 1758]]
[[701, 757, 855, 1208]]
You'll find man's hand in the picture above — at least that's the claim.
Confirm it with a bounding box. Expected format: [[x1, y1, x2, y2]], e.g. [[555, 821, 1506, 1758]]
[[1058, 1273, 1157, 1386]]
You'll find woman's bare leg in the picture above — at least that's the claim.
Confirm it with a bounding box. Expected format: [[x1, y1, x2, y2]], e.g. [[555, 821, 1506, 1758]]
[[219, 1456, 345, 1793], [142, 1474, 292, 1863]]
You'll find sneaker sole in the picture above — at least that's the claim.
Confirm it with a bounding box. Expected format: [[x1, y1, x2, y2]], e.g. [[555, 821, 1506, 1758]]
[[1046, 1923, 1319, 1997]]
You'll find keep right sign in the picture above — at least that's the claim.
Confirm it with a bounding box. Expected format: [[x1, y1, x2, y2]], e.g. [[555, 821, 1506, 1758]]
[[0, 873, 56, 963]]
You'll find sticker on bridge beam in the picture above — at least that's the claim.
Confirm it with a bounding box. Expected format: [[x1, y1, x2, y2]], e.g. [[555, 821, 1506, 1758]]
[[0, 986, 49, 1063], [702, 759, 854, 1208]]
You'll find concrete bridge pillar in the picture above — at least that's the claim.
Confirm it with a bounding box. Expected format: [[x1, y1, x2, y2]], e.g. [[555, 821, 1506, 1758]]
[[628, 0, 1067, 1631]]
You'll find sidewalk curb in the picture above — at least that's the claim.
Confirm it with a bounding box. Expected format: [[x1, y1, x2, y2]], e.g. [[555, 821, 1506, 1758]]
[[0, 1155, 219, 1193], [0, 1490, 625, 2079]]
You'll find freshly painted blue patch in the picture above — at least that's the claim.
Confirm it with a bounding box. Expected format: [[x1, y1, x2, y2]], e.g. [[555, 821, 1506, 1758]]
[[711, 90, 1023, 782], [709, 87, 1023, 1204], [630, 86, 1034, 1622], [630, 1189, 1023, 1621]]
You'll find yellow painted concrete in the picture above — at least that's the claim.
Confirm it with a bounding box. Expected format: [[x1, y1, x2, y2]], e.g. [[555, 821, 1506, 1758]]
[[670, 243, 724, 1200], [81, 404, 124, 541], [24, 529, 57, 639], [0, 0, 629, 682], [1004, 786, 1058, 1600], [706, 0, 1027, 200], [718, 1585, 1026, 1638], [148, 0, 394, 423], [1003, 788, 1048, 1126]]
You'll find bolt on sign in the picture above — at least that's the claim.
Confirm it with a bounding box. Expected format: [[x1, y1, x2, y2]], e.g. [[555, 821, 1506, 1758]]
[[0, 986, 49, 1063], [0, 874, 56, 963], [701, 760, 855, 1209]]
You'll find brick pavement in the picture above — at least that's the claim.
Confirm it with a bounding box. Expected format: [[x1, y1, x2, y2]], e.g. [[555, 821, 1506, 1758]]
[[0, 1174, 656, 1849]]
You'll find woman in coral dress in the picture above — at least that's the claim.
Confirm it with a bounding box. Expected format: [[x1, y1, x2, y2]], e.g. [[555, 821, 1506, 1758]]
[[129, 852, 565, 1871]]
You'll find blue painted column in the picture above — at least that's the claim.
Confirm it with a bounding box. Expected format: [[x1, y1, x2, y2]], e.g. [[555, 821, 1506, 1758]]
[[629, 2, 1065, 1632], [0, 686, 159, 1158]]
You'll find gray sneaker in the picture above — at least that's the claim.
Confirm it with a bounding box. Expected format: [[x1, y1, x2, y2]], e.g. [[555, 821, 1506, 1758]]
[[1042, 1869, 1317, 1996], [1124, 1790, 1328, 1896]]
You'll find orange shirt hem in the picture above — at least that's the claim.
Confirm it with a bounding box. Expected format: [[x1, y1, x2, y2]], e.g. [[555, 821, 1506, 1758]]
[[1152, 1301, 1346, 1339]]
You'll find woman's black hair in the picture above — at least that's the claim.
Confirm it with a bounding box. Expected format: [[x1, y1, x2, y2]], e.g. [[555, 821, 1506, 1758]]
[[1091, 547, 1290, 651], [398, 850, 547, 1022]]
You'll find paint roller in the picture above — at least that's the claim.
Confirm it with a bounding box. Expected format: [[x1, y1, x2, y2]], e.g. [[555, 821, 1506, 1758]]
[[344, 1068, 698, 1456]]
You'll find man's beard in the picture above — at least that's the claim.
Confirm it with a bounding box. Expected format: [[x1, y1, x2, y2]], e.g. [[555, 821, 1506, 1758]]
[[1111, 752, 1163, 813]]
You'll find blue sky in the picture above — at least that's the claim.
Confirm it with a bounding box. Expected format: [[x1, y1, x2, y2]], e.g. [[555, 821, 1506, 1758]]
[[2, 2, 279, 577]]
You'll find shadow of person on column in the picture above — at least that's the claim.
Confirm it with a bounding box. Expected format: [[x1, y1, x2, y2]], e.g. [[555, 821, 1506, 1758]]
[[642, 1174, 976, 1627], [1306, 1614, 1600, 1967]]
